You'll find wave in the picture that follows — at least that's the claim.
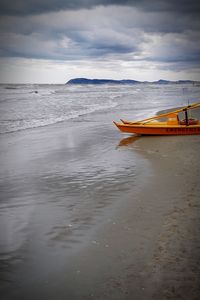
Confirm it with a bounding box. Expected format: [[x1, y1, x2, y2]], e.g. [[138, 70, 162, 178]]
[[0, 100, 118, 134], [5, 86, 18, 90]]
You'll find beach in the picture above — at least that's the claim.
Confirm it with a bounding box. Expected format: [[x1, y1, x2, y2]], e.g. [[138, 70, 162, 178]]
[[0, 84, 200, 299]]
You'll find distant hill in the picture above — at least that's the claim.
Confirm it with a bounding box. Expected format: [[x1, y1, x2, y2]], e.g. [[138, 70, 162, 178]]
[[66, 78, 196, 85], [152, 79, 196, 85], [66, 78, 140, 85]]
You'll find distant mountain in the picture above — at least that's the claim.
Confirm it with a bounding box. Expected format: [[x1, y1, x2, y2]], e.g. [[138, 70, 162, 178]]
[[66, 78, 140, 85], [153, 79, 171, 84], [152, 79, 196, 84], [177, 80, 195, 84], [66, 78, 196, 85]]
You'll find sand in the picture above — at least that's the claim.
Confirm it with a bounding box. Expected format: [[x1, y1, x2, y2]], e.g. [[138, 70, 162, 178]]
[[0, 112, 200, 300], [56, 135, 200, 300]]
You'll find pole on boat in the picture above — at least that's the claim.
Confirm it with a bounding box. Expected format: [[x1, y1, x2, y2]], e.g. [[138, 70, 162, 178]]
[[183, 108, 189, 126]]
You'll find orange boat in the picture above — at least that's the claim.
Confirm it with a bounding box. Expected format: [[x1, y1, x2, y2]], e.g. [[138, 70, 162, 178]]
[[113, 102, 200, 135]]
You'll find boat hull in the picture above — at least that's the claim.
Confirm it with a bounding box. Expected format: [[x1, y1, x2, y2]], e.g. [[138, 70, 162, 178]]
[[113, 122, 200, 135]]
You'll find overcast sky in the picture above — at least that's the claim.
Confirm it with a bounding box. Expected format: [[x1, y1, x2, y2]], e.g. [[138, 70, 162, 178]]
[[0, 0, 199, 83]]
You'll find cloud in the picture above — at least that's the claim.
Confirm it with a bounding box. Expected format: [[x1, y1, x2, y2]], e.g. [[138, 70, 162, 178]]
[[0, 5, 199, 61], [0, 1, 199, 82], [0, 0, 200, 16], [141, 30, 200, 64], [0, 7, 146, 60]]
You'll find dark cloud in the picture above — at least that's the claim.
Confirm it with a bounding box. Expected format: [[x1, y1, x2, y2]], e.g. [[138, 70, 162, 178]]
[[0, 7, 146, 61], [0, 0, 200, 16], [0, 1, 199, 78]]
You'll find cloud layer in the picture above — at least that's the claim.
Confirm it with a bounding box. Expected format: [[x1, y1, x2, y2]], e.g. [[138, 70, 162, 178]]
[[1, 0, 200, 15], [0, 0, 199, 82]]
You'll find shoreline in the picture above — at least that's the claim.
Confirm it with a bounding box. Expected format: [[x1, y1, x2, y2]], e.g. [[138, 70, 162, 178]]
[[1, 109, 200, 299]]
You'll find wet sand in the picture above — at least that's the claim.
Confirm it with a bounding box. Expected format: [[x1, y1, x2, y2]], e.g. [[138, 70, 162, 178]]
[[0, 111, 200, 299], [55, 135, 200, 300]]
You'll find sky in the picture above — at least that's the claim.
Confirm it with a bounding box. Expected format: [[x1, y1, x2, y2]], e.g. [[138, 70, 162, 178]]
[[0, 0, 200, 83]]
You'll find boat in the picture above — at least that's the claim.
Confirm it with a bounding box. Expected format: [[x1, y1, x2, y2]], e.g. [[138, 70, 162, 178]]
[[113, 102, 200, 135]]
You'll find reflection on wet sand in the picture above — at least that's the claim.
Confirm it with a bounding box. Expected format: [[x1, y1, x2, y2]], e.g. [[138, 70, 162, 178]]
[[117, 135, 141, 148], [0, 251, 22, 284]]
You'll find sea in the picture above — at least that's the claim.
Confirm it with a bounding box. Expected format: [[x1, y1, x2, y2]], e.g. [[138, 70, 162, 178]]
[[0, 83, 199, 134], [0, 83, 200, 299]]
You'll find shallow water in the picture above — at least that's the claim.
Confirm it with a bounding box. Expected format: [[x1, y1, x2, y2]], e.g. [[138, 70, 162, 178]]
[[0, 83, 200, 299], [1, 83, 199, 134]]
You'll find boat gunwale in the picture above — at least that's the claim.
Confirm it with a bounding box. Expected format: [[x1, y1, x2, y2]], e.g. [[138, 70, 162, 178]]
[[114, 122, 200, 129]]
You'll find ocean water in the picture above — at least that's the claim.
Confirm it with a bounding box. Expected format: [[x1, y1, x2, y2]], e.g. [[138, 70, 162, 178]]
[[0, 83, 200, 299], [0, 83, 199, 134]]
